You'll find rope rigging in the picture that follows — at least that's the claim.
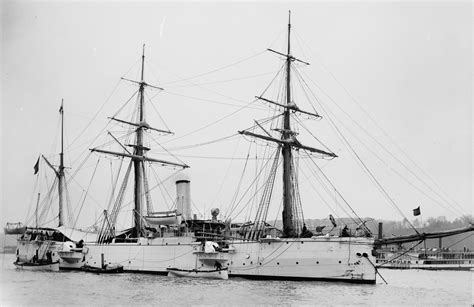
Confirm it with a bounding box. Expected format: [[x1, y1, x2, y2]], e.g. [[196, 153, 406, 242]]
[[294, 32, 469, 219], [296, 67, 467, 217], [159, 50, 267, 86], [289, 64, 419, 232]]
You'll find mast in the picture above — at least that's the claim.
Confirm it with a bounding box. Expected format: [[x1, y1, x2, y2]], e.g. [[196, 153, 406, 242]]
[[90, 46, 188, 239], [58, 99, 65, 227], [238, 11, 336, 238], [133, 44, 146, 237], [281, 10, 295, 237]]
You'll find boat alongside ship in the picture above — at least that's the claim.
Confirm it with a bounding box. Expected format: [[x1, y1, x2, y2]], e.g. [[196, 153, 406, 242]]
[[16, 226, 95, 270], [14, 260, 60, 272], [376, 248, 474, 271], [374, 221, 473, 270]]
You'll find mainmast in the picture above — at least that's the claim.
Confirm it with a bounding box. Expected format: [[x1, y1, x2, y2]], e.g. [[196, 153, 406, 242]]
[[238, 11, 337, 238], [133, 45, 147, 237], [281, 11, 295, 237], [58, 99, 65, 227]]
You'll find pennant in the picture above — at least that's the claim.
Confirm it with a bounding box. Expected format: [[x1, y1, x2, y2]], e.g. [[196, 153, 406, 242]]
[[59, 102, 63, 114], [413, 206, 421, 216], [33, 157, 40, 175]]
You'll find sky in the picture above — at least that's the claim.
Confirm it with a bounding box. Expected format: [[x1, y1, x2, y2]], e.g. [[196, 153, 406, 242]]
[[1, 1, 472, 231]]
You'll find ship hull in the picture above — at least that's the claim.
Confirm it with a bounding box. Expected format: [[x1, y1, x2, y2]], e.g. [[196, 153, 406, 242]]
[[84, 236, 376, 284]]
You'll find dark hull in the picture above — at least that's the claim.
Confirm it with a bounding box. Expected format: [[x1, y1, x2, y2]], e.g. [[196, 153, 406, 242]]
[[82, 265, 124, 274]]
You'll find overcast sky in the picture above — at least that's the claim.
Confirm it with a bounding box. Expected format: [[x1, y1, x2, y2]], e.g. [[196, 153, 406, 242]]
[[1, 1, 471, 230]]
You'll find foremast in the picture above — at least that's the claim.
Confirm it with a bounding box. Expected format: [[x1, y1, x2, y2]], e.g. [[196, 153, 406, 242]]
[[91, 45, 189, 237], [239, 11, 337, 238]]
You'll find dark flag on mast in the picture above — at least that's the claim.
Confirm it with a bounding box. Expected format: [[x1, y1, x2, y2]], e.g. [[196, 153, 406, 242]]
[[413, 206, 421, 216], [59, 102, 63, 114], [33, 157, 40, 175]]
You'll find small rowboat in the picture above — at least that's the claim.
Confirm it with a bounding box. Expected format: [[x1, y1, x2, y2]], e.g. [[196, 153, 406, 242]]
[[167, 267, 228, 280], [14, 260, 60, 272]]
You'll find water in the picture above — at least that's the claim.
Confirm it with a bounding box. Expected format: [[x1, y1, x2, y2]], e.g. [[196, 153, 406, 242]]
[[0, 254, 472, 306]]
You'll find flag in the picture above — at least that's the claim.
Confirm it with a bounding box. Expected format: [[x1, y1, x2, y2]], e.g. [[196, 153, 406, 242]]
[[413, 206, 421, 216], [329, 214, 337, 227], [33, 157, 40, 175], [59, 101, 63, 114]]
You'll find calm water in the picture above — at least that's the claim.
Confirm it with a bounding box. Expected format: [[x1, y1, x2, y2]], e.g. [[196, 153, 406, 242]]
[[0, 254, 472, 306]]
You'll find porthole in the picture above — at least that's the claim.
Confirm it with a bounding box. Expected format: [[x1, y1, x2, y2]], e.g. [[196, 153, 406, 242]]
[[296, 262, 299, 264], [339, 261, 341, 264], [277, 262, 280, 265], [316, 261, 319, 264]]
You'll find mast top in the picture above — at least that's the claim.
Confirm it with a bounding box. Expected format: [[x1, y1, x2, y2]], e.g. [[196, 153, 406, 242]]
[[287, 10, 291, 56], [59, 98, 64, 114], [141, 44, 146, 82]]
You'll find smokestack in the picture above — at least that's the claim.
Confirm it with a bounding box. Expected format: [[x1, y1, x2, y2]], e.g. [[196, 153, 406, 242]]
[[378, 222, 383, 240], [176, 180, 192, 220]]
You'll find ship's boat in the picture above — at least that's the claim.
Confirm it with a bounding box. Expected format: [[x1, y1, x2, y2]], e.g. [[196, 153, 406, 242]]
[[167, 267, 229, 280], [144, 210, 182, 226], [4, 222, 27, 235], [82, 263, 124, 274], [14, 247, 60, 272], [14, 260, 60, 272]]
